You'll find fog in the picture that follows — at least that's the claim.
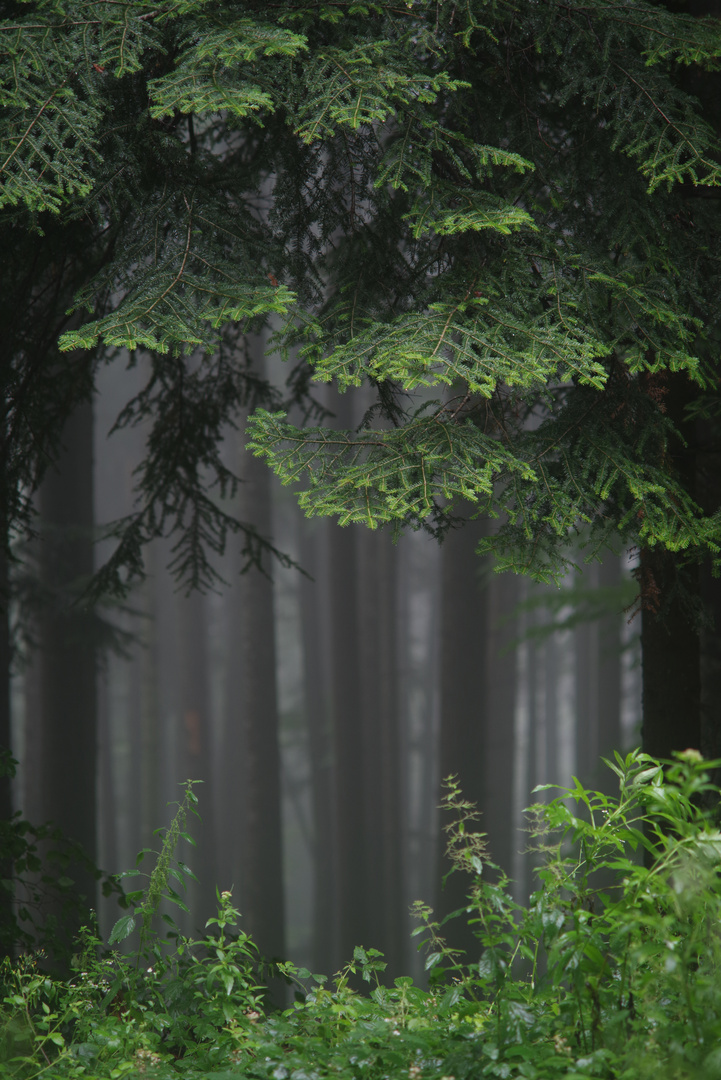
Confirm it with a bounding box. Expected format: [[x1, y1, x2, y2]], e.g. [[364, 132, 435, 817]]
[[11, 353, 641, 983]]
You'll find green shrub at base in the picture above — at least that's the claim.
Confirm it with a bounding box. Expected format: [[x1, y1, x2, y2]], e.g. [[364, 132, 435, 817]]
[[2, 749, 721, 1079]]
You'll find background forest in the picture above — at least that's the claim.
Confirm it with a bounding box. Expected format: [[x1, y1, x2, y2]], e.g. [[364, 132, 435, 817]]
[[13, 363, 643, 982], [1, 0, 721, 1020]]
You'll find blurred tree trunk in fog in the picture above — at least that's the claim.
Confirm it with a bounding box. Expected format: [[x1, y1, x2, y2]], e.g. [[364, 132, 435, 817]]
[[97, 672, 117, 875], [127, 629, 144, 869], [526, 617, 545, 793], [139, 552, 162, 851], [177, 588, 217, 927], [436, 518, 489, 962], [358, 529, 404, 977], [299, 521, 337, 975], [328, 522, 364, 965], [544, 637, 558, 789], [483, 572, 518, 881], [223, 369, 285, 964], [397, 533, 440, 983], [575, 575, 598, 785], [576, 558, 623, 788], [37, 398, 97, 909], [327, 395, 366, 968], [597, 558, 622, 776]]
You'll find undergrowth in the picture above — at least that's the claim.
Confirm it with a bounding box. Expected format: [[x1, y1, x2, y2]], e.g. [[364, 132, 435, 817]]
[[2, 749, 721, 1079]]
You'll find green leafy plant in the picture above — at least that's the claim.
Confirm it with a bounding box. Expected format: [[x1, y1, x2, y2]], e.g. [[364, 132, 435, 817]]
[[108, 780, 202, 957], [5, 752, 721, 1078]]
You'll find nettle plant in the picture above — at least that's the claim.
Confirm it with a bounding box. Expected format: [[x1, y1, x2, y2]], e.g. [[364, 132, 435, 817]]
[[3, 751, 721, 1079]]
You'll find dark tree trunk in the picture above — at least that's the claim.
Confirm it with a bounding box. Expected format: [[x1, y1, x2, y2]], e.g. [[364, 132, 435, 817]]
[[700, 567, 721, 782], [482, 571, 517, 881], [436, 518, 489, 962], [597, 556, 623, 772], [37, 398, 98, 920], [641, 549, 701, 759], [640, 372, 701, 760], [576, 557, 622, 791], [575, 611, 595, 784]]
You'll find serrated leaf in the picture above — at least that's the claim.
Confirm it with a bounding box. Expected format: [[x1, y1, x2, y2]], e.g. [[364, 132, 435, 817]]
[[108, 914, 136, 946]]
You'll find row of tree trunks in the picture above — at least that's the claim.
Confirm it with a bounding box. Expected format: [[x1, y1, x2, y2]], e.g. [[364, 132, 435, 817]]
[[11, 371, 636, 978]]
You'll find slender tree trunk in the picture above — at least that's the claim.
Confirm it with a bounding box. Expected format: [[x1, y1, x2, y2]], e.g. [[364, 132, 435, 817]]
[[700, 567, 721, 785], [597, 556, 622, 772], [97, 668, 117, 877], [397, 531, 441, 984], [483, 572, 517, 880], [139, 553, 162, 852], [576, 558, 624, 788], [641, 548, 701, 759], [576, 567, 600, 784], [698, 416, 721, 781], [224, 378, 285, 966], [358, 529, 403, 978], [37, 398, 98, 922], [177, 588, 217, 928], [324, 393, 366, 967], [299, 520, 337, 975], [328, 516, 365, 964], [436, 517, 489, 962], [640, 373, 701, 759], [512, 592, 532, 904]]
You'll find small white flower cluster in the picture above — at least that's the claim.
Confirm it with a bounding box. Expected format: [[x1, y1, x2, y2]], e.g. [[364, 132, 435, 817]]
[[133, 1048, 162, 1072]]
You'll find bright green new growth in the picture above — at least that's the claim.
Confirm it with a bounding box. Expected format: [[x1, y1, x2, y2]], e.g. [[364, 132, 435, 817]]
[[5, 751, 721, 1078]]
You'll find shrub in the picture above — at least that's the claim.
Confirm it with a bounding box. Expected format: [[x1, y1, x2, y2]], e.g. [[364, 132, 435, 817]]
[[2, 749, 721, 1079]]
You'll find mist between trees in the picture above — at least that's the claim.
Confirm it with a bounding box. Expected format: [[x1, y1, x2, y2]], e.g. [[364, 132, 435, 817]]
[[8, 352, 641, 984]]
